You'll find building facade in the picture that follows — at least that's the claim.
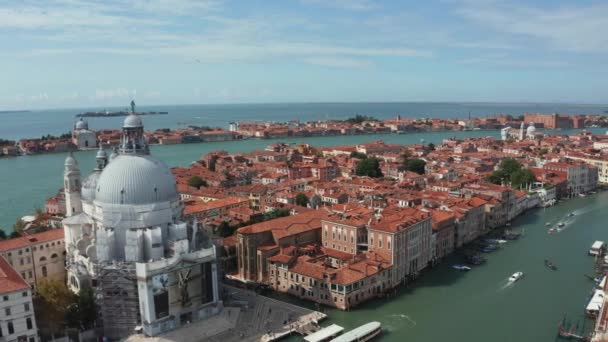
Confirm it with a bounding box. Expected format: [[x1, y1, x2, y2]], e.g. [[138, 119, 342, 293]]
[[0, 257, 38, 342], [62, 114, 221, 339]]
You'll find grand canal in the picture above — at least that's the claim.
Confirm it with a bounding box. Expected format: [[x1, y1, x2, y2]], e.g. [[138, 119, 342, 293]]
[[0, 129, 606, 341]]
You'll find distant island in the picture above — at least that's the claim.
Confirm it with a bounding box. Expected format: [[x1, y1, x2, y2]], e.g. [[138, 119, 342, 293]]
[[0, 110, 30, 114], [76, 110, 168, 117]]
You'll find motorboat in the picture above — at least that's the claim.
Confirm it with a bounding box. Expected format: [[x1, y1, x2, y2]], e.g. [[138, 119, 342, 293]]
[[548, 228, 558, 234], [545, 222, 551, 227], [508, 272, 524, 283], [544, 259, 558, 271], [557, 222, 565, 228], [567, 212, 575, 217], [452, 264, 472, 271]]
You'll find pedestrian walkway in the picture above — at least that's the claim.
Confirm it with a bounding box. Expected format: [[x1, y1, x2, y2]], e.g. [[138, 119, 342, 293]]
[[126, 285, 325, 342]]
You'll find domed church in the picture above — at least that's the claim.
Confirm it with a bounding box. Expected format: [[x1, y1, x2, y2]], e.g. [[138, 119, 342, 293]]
[[62, 113, 221, 339]]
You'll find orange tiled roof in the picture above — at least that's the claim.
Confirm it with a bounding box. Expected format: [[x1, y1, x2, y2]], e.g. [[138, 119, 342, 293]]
[[0, 257, 29, 294], [0, 229, 64, 252]]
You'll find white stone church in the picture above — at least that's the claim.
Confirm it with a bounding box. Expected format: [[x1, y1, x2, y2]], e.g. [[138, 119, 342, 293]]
[[61, 113, 222, 339]]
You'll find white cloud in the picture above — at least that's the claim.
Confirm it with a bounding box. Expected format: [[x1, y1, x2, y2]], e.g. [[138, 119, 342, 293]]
[[303, 57, 373, 68], [455, 1, 608, 52], [93, 88, 137, 100], [130, 0, 220, 15], [300, 0, 378, 11]]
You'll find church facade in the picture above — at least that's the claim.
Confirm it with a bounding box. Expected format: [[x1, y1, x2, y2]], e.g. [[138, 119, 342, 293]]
[[62, 113, 221, 339]]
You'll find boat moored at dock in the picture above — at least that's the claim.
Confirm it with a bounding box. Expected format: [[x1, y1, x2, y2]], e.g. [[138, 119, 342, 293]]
[[305, 324, 345, 342], [330, 322, 382, 342], [589, 241, 606, 256]]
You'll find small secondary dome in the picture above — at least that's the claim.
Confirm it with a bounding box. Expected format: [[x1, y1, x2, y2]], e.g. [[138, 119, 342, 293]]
[[96, 148, 107, 159], [123, 114, 143, 128], [95, 154, 178, 205], [65, 153, 78, 170], [75, 118, 89, 130]]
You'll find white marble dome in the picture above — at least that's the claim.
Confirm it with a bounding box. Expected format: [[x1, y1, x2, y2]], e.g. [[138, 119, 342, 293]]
[[94, 154, 178, 205], [81, 171, 101, 202], [65, 154, 78, 170], [527, 122, 536, 135], [75, 118, 89, 130], [123, 114, 143, 128]]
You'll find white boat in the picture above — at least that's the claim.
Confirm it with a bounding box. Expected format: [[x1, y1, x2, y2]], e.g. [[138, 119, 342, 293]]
[[590, 241, 606, 256], [508, 272, 524, 283], [305, 324, 345, 342], [557, 222, 565, 228], [452, 264, 472, 271], [580, 193, 587, 198], [331, 322, 382, 342], [545, 222, 551, 226], [548, 228, 557, 234]]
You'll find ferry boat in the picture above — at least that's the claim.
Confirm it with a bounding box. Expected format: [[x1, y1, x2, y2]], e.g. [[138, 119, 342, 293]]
[[508, 272, 524, 283], [305, 324, 345, 342], [331, 322, 382, 342], [452, 264, 471, 271]]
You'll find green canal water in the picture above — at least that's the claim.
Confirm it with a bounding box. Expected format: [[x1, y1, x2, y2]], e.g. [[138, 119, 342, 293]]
[[0, 130, 606, 341]]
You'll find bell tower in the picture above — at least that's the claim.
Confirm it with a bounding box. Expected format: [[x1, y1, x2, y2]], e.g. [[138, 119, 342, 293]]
[[64, 152, 82, 216]]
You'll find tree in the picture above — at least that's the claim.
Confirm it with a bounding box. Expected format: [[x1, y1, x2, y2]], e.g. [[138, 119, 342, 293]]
[[9, 231, 20, 239], [35, 279, 76, 338], [427, 143, 436, 151], [66, 287, 97, 330], [405, 159, 427, 175], [355, 157, 383, 178], [349, 151, 367, 159], [511, 169, 536, 189], [345, 115, 378, 124], [0, 229, 6, 240], [187, 175, 207, 189], [295, 193, 309, 207], [12, 219, 26, 235], [400, 150, 412, 167], [538, 148, 549, 155]]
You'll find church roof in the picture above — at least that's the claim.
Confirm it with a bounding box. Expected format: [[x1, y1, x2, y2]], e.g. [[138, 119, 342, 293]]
[[95, 154, 179, 205]]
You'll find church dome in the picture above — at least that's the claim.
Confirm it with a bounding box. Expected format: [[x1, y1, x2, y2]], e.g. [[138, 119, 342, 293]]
[[81, 171, 101, 202], [65, 153, 78, 170], [94, 154, 178, 205], [75, 118, 89, 130], [527, 122, 536, 135], [123, 114, 143, 128]]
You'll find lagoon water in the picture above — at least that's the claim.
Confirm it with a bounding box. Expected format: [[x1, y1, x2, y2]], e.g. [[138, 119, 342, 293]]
[[1, 103, 607, 341], [2, 102, 608, 139]]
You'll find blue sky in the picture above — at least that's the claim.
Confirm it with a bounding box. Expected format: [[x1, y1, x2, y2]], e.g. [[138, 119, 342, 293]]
[[1, 0, 607, 109]]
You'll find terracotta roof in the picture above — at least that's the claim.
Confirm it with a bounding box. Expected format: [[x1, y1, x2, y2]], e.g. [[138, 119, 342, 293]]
[[0, 257, 29, 294], [0, 229, 64, 252], [237, 210, 328, 235]]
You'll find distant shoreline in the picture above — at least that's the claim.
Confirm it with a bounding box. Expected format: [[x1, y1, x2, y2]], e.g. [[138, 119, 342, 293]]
[[0, 110, 30, 114]]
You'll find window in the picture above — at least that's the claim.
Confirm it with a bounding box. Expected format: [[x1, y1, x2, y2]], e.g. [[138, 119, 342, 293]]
[[24, 303, 30, 311], [18, 250, 22, 255], [2, 295, 7, 301], [28, 271, 32, 279], [25, 248, 29, 252], [5, 307, 10, 316], [7, 322, 13, 334], [51, 253, 58, 259], [26, 317, 33, 329], [21, 272, 26, 279], [39, 256, 46, 262], [42, 266, 47, 277], [19, 259, 23, 265]]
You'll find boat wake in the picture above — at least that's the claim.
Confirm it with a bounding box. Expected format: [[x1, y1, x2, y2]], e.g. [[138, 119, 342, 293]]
[[389, 314, 417, 328]]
